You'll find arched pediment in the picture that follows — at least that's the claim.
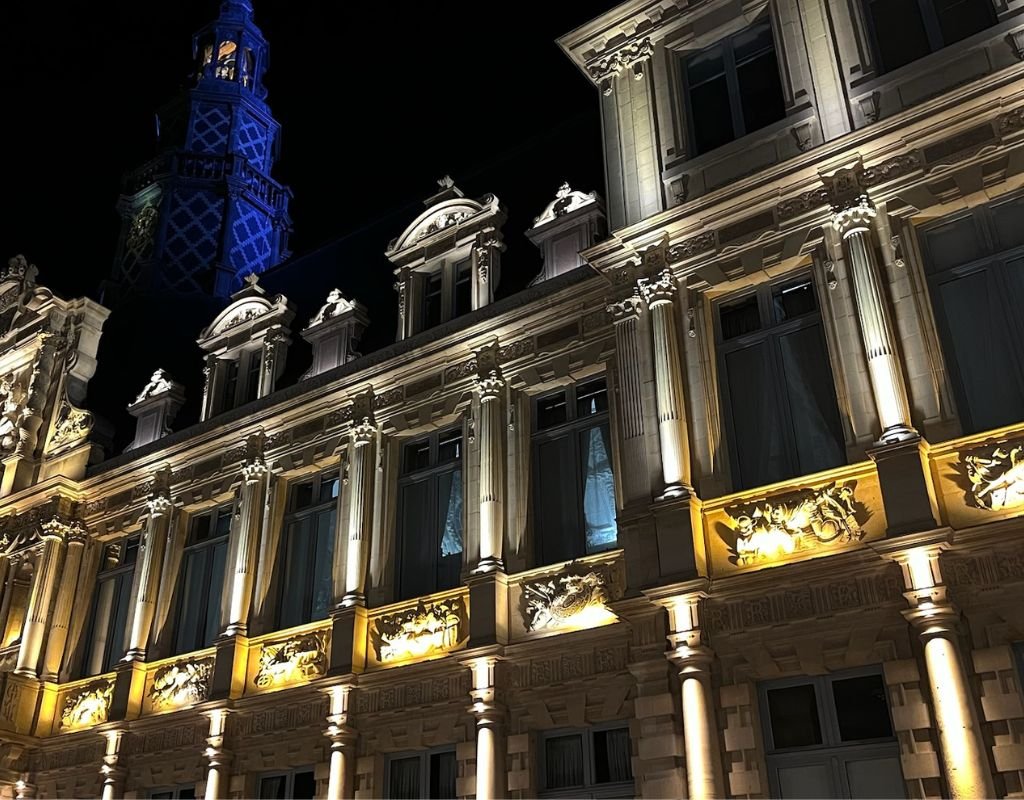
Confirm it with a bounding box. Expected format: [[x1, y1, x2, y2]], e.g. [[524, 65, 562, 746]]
[[389, 197, 495, 255], [203, 296, 275, 338]]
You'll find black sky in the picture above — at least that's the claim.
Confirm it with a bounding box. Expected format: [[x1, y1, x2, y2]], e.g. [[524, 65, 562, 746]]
[[0, 1, 612, 449]]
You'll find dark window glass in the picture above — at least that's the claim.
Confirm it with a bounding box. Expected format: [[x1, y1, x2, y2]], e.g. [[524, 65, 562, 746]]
[[934, 0, 997, 45], [724, 343, 790, 488], [151, 793, 174, 800], [389, 757, 420, 800], [424, 273, 443, 329], [684, 20, 786, 155], [772, 279, 816, 322], [123, 537, 140, 565], [278, 482, 337, 630], [388, 752, 455, 800], [292, 479, 315, 511], [242, 350, 261, 404], [291, 770, 315, 800], [453, 258, 472, 317], [428, 751, 457, 799], [178, 790, 196, 800], [767, 683, 823, 749], [83, 536, 140, 676], [174, 507, 230, 654], [397, 430, 463, 600], [533, 380, 617, 566], [222, 359, 239, 409], [866, 0, 996, 74], [720, 294, 761, 340], [545, 734, 585, 789], [593, 728, 633, 784], [832, 674, 893, 741]]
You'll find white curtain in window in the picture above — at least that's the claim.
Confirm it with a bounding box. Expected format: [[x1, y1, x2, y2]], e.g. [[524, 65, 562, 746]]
[[440, 469, 463, 558], [600, 728, 633, 783], [545, 735, 584, 789], [389, 757, 421, 800], [582, 425, 617, 553]]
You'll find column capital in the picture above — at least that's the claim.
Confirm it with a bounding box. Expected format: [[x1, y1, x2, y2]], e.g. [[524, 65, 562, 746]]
[[146, 492, 174, 516], [475, 369, 505, 401], [832, 194, 877, 238], [349, 389, 376, 445], [40, 514, 82, 542], [607, 290, 644, 322], [637, 268, 678, 307]]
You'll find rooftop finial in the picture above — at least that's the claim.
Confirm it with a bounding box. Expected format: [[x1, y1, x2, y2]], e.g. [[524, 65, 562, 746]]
[[437, 175, 455, 190]]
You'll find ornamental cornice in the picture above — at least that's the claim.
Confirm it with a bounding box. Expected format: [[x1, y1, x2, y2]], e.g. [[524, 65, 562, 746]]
[[586, 36, 655, 90]]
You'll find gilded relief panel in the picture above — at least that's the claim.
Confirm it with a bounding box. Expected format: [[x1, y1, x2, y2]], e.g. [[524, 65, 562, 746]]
[[366, 589, 469, 669], [246, 624, 330, 693]]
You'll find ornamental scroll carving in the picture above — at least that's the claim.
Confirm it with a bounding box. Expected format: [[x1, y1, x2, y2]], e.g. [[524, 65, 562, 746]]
[[61, 680, 114, 730], [724, 482, 866, 565], [47, 398, 93, 452], [371, 598, 467, 663], [0, 371, 30, 455], [254, 631, 328, 688], [149, 658, 214, 710], [964, 444, 1024, 511], [523, 571, 614, 632]]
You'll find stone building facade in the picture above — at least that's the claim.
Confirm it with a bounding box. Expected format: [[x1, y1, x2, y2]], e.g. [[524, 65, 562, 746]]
[[3, 0, 1024, 799]]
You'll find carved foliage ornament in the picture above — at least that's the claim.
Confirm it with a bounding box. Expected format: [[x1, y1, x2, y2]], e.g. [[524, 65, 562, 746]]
[[61, 680, 114, 730], [964, 444, 1024, 511], [149, 658, 214, 710], [372, 597, 467, 663], [0, 370, 30, 456], [724, 482, 865, 565], [523, 571, 615, 632], [47, 398, 93, 452], [254, 631, 328, 688]]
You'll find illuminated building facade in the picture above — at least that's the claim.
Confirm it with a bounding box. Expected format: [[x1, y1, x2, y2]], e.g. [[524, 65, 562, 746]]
[[2, 1, 1024, 799]]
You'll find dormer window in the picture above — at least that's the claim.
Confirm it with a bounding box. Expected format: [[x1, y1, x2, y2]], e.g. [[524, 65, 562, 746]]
[[422, 257, 473, 329]]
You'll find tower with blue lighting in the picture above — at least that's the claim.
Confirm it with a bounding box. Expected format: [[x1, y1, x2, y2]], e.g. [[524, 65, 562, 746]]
[[110, 0, 291, 299]]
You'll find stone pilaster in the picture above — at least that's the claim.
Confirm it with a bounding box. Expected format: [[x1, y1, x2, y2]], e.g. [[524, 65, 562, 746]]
[[15, 520, 67, 677], [342, 391, 376, 607], [40, 522, 87, 680], [324, 685, 357, 800], [226, 434, 268, 636], [831, 195, 915, 444], [608, 290, 649, 504], [258, 327, 289, 398], [637, 269, 691, 497], [125, 472, 173, 659], [474, 344, 505, 573]]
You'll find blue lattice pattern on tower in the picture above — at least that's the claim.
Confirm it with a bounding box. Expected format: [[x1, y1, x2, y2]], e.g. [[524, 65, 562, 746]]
[[163, 189, 225, 292], [235, 116, 269, 170], [230, 202, 273, 273], [191, 103, 232, 154]]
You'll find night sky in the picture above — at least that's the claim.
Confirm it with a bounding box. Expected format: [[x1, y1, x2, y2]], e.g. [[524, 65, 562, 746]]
[[1, 1, 611, 448]]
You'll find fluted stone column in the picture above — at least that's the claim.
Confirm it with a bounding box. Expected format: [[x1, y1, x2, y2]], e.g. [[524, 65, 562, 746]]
[[41, 524, 87, 680], [468, 658, 506, 800], [324, 685, 357, 800], [203, 709, 231, 800], [0, 556, 16, 646], [226, 447, 268, 636], [886, 543, 995, 799], [664, 592, 724, 800], [833, 197, 915, 443], [342, 408, 376, 607], [99, 729, 126, 800], [126, 488, 173, 660], [15, 521, 67, 676], [609, 291, 649, 503], [475, 367, 505, 572], [638, 269, 691, 496]]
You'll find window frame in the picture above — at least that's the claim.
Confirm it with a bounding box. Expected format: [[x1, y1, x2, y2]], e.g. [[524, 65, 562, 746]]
[[713, 272, 845, 491], [256, 766, 317, 800], [916, 195, 1024, 434], [679, 15, 787, 157], [394, 427, 465, 600], [758, 666, 903, 799], [537, 723, 634, 799], [172, 505, 233, 655], [416, 251, 475, 332], [80, 535, 140, 677], [384, 746, 458, 800], [275, 471, 340, 629], [148, 785, 197, 800], [530, 377, 618, 567]]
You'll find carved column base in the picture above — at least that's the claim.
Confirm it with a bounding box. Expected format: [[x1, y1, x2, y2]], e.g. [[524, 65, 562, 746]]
[[338, 592, 365, 609], [472, 556, 505, 575]]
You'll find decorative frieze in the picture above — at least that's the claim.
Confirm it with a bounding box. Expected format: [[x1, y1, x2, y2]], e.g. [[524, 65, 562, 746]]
[[523, 571, 614, 632], [964, 443, 1024, 510], [148, 657, 215, 711], [253, 630, 329, 689], [370, 597, 468, 664], [60, 679, 114, 730]]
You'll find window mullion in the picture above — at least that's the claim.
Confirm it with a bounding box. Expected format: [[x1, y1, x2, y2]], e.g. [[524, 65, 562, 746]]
[[723, 39, 744, 138], [920, 0, 945, 49]]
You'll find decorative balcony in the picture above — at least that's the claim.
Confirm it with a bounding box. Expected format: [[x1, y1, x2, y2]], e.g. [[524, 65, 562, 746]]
[[141, 648, 217, 715], [365, 587, 469, 670], [49, 672, 116, 735], [245, 620, 331, 694]]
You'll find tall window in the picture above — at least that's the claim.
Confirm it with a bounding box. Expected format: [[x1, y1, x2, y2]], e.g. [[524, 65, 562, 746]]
[[759, 668, 904, 799], [532, 378, 618, 567], [277, 472, 339, 629], [418, 257, 474, 332], [681, 19, 786, 155], [539, 726, 633, 798], [919, 196, 1024, 434], [716, 276, 845, 490], [258, 768, 316, 800], [150, 786, 196, 800], [396, 429, 463, 600], [81, 536, 139, 676], [386, 749, 457, 800], [863, 0, 997, 74], [173, 506, 231, 655]]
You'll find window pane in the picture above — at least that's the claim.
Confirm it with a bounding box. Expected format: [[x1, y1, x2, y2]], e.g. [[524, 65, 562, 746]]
[[766, 684, 823, 749], [545, 734, 585, 789], [581, 424, 618, 554], [320, 475, 341, 502], [736, 44, 786, 136], [922, 215, 985, 273], [777, 763, 833, 799], [106, 573, 133, 670], [832, 673, 893, 741], [429, 751, 457, 799], [403, 439, 432, 474], [720, 294, 761, 340], [258, 776, 286, 800], [772, 279, 816, 323], [777, 325, 846, 477], [279, 519, 312, 629], [87, 578, 117, 675], [292, 770, 316, 800], [937, 268, 1024, 432], [123, 537, 140, 565], [424, 273, 443, 329], [202, 540, 228, 646], [150, 793, 174, 800], [576, 379, 608, 417], [934, 0, 995, 47], [190, 514, 212, 545], [214, 507, 233, 538], [991, 195, 1024, 251], [845, 755, 908, 799], [437, 431, 462, 464], [868, 0, 931, 72], [436, 469, 463, 591], [686, 43, 726, 86], [312, 509, 336, 620], [175, 550, 207, 654], [594, 728, 633, 784], [178, 790, 196, 800], [535, 435, 580, 565], [292, 480, 315, 511], [389, 757, 421, 800], [536, 391, 568, 430], [398, 478, 434, 599], [724, 343, 790, 489], [689, 72, 734, 154], [453, 259, 473, 317]]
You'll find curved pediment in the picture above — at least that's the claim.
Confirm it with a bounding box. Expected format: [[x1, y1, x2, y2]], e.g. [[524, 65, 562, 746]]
[[389, 196, 498, 255], [204, 296, 275, 338]]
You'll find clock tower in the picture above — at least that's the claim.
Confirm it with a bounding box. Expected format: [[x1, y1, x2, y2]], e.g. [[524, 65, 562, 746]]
[[109, 0, 291, 300]]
